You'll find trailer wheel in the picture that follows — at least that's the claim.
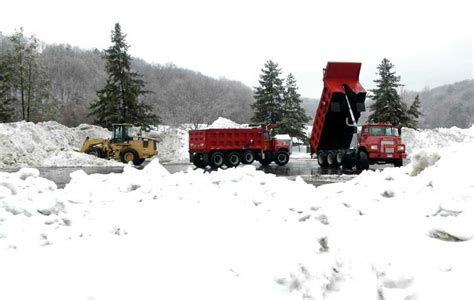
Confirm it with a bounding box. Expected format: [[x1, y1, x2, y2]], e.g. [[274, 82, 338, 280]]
[[317, 151, 328, 167], [274, 151, 289, 166], [86, 147, 105, 158], [121, 148, 140, 165], [225, 152, 241, 168], [394, 159, 403, 167], [327, 151, 338, 167], [241, 150, 255, 164], [356, 151, 369, 171], [209, 152, 225, 168]]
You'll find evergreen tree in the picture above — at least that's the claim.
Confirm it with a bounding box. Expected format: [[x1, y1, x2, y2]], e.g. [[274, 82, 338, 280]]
[[406, 94, 422, 128], [368, 58, 409, 129], [89, 23, 159, 129], [251, 60, 285, 124], [279, 73, 310, 141]]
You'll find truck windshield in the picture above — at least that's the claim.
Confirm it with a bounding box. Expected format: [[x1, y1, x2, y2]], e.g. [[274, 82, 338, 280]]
[[368, 126, 398, 136]]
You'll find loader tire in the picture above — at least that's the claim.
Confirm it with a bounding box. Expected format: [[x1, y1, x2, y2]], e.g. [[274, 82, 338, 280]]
[[86, 147, 105, 158], [135, 158, 146, 166], [121, 148, 140, 165]]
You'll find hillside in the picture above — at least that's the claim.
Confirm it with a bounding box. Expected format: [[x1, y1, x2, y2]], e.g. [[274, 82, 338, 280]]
[[40, 44, 255, 127], [416, 80, 474, 128]]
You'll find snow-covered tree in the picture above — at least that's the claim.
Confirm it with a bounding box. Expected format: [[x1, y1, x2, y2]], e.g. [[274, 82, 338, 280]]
[[9, 28, 55, 122], [89, 23, 159, 129]]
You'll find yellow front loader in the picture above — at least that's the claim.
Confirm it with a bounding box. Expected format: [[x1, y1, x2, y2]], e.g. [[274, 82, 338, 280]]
[[80, 124, 157, 166]]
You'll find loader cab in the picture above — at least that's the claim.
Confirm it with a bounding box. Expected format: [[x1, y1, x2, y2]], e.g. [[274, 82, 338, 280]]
[[111, 124, 132, 143]]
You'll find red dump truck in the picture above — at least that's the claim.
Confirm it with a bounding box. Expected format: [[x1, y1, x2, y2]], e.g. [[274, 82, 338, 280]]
[[309, 62, 406, 170], [189, 123, 291, 168]]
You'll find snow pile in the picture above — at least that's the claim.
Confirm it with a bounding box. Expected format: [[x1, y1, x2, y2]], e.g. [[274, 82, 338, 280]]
[[207, 117, 247, 128], [1, 125, 473, 299], [0, 121, 191, 167], [145, 125, 189, 162], [0, 121, 120, 168], [403, 125, 474, 153]]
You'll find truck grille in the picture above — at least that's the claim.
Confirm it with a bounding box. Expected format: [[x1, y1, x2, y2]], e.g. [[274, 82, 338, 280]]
[[381, 140, 394, 153]]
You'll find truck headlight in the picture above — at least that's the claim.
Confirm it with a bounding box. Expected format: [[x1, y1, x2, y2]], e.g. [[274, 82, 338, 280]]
[[370, 145, 378, 151], [397, 145, 405, 152]]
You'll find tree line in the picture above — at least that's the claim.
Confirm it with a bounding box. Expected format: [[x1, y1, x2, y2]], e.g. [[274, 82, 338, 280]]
[[1, 25, 425, 136], [0, 26, 255, 127]]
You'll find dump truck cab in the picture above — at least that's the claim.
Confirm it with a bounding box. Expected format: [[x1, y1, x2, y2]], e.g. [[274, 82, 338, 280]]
[[358, 122, 406, 167]]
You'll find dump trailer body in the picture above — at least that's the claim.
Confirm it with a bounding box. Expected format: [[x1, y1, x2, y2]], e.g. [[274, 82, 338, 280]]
[[189, 128, 266, 153], [189, 125, 291, 168], [309, 62, 366, 154]]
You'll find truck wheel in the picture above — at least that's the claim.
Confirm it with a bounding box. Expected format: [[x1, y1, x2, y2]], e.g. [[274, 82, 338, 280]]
[[274, 151, 289, 166], [394, 159, 403, 167], [121, 148, 140, 164], [259, 157, 272, 167], [327, 151, 338, 167], [225, 152, 240, 168], [86, 147, 105, 158], [336, 151, 345, 165], [356, 151, 369, 171], [317, 151, 328, 167], [209, 152, 224, 168], [241, 150, 255, 164]]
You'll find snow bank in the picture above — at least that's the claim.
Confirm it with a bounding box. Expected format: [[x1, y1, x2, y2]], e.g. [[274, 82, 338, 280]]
[[0, 121, 120, 168], [0, 121, 190, 167], [1, 125, 473, 299]]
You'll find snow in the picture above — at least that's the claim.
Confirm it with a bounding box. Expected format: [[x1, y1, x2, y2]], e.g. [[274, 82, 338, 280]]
[[0, 121, 190, 167], [1, 123, 474, 299], [206, 117, 248, 128]]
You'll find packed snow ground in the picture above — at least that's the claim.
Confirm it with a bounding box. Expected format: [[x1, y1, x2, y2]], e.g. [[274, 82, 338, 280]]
[[0, 124, 473, 299]]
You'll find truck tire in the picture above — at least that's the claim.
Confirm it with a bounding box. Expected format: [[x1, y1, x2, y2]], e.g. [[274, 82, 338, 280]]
[[327, 151, 338, 167], [394, 159, 403, 167], [225, 152, 240, 168], [336, 151, 345, 166], [274, 151, 289, 166], [209, 152, 225, 168], [356, 151, 369, 171], [86, 147, 105, 158], [241, 150, 255, 164], [121, 148, 140, 165], [317, 151, 328, 167], [259, 156, 272, 167]]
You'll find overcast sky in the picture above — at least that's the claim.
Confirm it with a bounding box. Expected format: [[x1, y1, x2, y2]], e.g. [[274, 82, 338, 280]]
[[1, 0, 472, 98]]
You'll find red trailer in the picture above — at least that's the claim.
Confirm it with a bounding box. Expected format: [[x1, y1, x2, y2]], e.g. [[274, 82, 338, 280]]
[[309, 62, 406, 170], [189, 124, 291, 168]]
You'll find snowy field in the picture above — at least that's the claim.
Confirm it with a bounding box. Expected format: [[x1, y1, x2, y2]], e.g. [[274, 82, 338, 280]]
[[0, 121, 474, 299]]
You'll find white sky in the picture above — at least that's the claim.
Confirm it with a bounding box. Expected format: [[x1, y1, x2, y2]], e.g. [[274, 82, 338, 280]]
[[1, 0, 472, 98]]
